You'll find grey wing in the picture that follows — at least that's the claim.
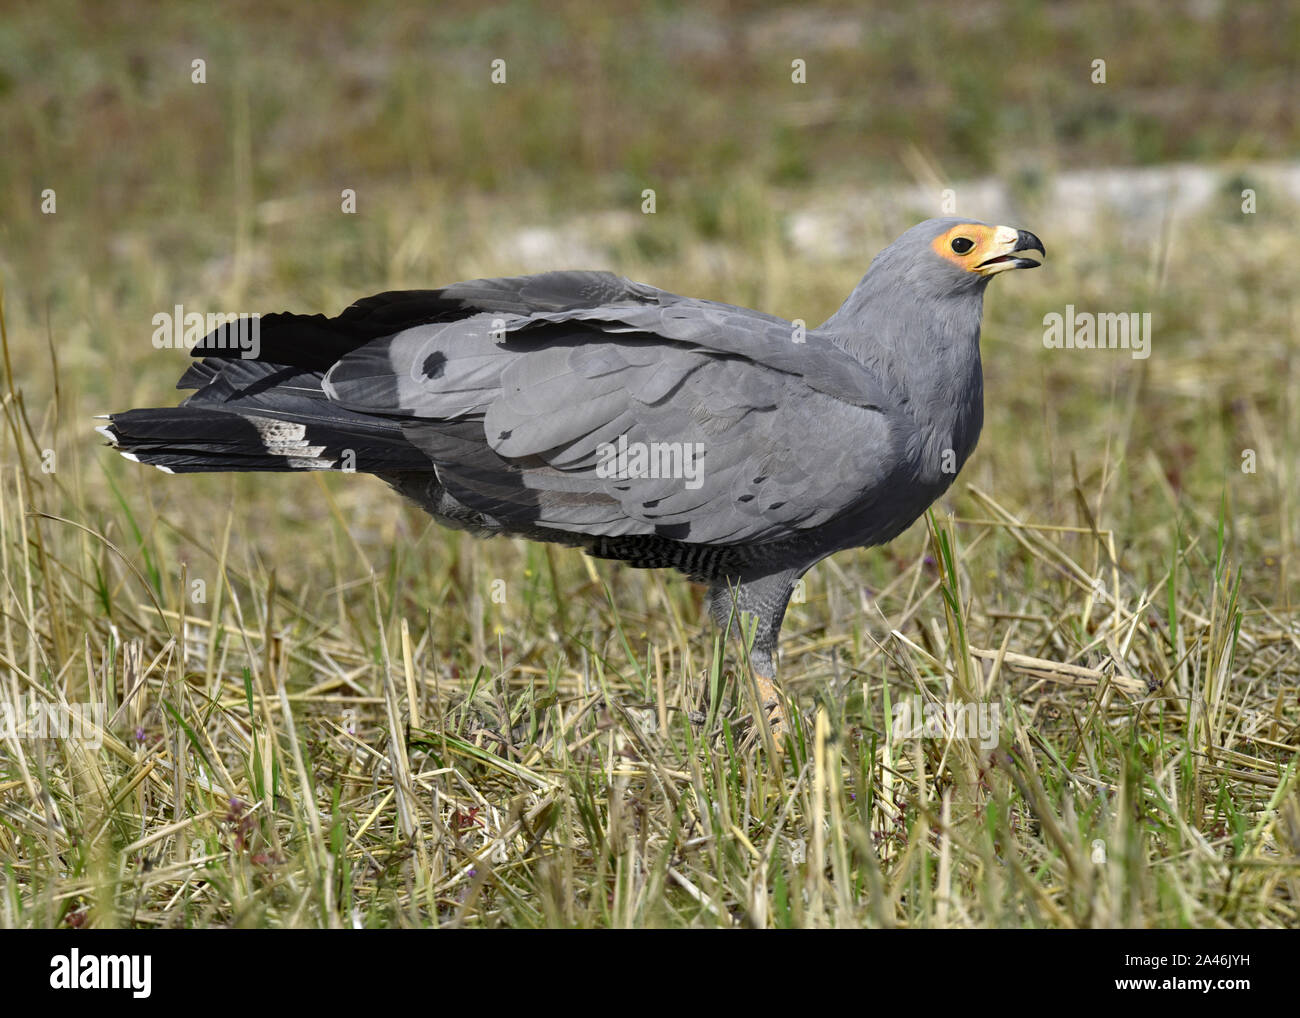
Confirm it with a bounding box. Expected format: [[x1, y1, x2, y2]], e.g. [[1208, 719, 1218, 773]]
[[322, 276, 896, 545]]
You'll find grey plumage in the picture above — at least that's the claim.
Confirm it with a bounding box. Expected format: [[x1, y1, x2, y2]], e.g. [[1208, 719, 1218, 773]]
[[101, 217, 1044, 724]]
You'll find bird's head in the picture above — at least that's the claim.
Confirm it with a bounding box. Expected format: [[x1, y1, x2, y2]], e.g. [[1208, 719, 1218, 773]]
[[921, 217, 1045, 288], [929, 218, 1044, 275], [869, 217, 1045, 296]]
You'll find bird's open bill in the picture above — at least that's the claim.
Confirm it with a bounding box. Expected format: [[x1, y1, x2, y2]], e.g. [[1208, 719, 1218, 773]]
[[979, 226, 1046, 273]]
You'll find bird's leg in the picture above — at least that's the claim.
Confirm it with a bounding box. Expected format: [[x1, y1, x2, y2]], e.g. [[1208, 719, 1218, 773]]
[[708, 571, 799, 735], [747, 642, 786, 734]]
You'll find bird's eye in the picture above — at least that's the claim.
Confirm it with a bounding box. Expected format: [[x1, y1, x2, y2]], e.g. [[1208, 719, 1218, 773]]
[[951, 237, 974, 254]]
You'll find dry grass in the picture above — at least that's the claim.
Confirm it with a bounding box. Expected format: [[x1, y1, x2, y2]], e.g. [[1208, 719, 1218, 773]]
[[3, 244, 1299, 925]]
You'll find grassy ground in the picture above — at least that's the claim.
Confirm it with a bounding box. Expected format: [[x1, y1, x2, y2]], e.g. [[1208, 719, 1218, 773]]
[[1, 0, 1298, 927]]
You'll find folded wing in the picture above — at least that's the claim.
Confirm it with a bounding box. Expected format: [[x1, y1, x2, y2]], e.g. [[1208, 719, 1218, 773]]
[[320, 272, 897, 545]]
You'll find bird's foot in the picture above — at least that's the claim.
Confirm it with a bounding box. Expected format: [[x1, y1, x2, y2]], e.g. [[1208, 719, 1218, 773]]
[[753, 672, 787, 745]]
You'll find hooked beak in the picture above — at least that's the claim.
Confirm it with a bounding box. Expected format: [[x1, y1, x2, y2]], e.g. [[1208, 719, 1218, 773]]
[[976, 226, 1045, 275]]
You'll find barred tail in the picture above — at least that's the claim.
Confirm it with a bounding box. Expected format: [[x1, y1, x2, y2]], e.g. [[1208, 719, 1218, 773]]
[[99, 360, 430, 475]]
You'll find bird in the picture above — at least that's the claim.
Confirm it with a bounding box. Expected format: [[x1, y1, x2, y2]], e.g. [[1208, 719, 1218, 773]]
[[99, 217, 1043, 732]]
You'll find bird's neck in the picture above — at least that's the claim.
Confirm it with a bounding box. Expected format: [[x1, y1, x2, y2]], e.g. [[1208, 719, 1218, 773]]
[[818, 277, 987, 476]]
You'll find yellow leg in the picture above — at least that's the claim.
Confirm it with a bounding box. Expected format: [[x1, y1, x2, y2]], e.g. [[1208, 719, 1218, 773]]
[[754, 671, 786, 738]]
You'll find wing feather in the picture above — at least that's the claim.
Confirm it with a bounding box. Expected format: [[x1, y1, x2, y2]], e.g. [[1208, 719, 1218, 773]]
[[317, 272, 898, 544]]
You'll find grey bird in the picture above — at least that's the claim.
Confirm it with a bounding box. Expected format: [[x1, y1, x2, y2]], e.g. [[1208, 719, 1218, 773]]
[[100, 217, 1044, 728]]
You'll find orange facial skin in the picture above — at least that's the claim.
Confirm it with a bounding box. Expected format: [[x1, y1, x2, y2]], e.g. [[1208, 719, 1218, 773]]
[[931, 223, 1040, 276]]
